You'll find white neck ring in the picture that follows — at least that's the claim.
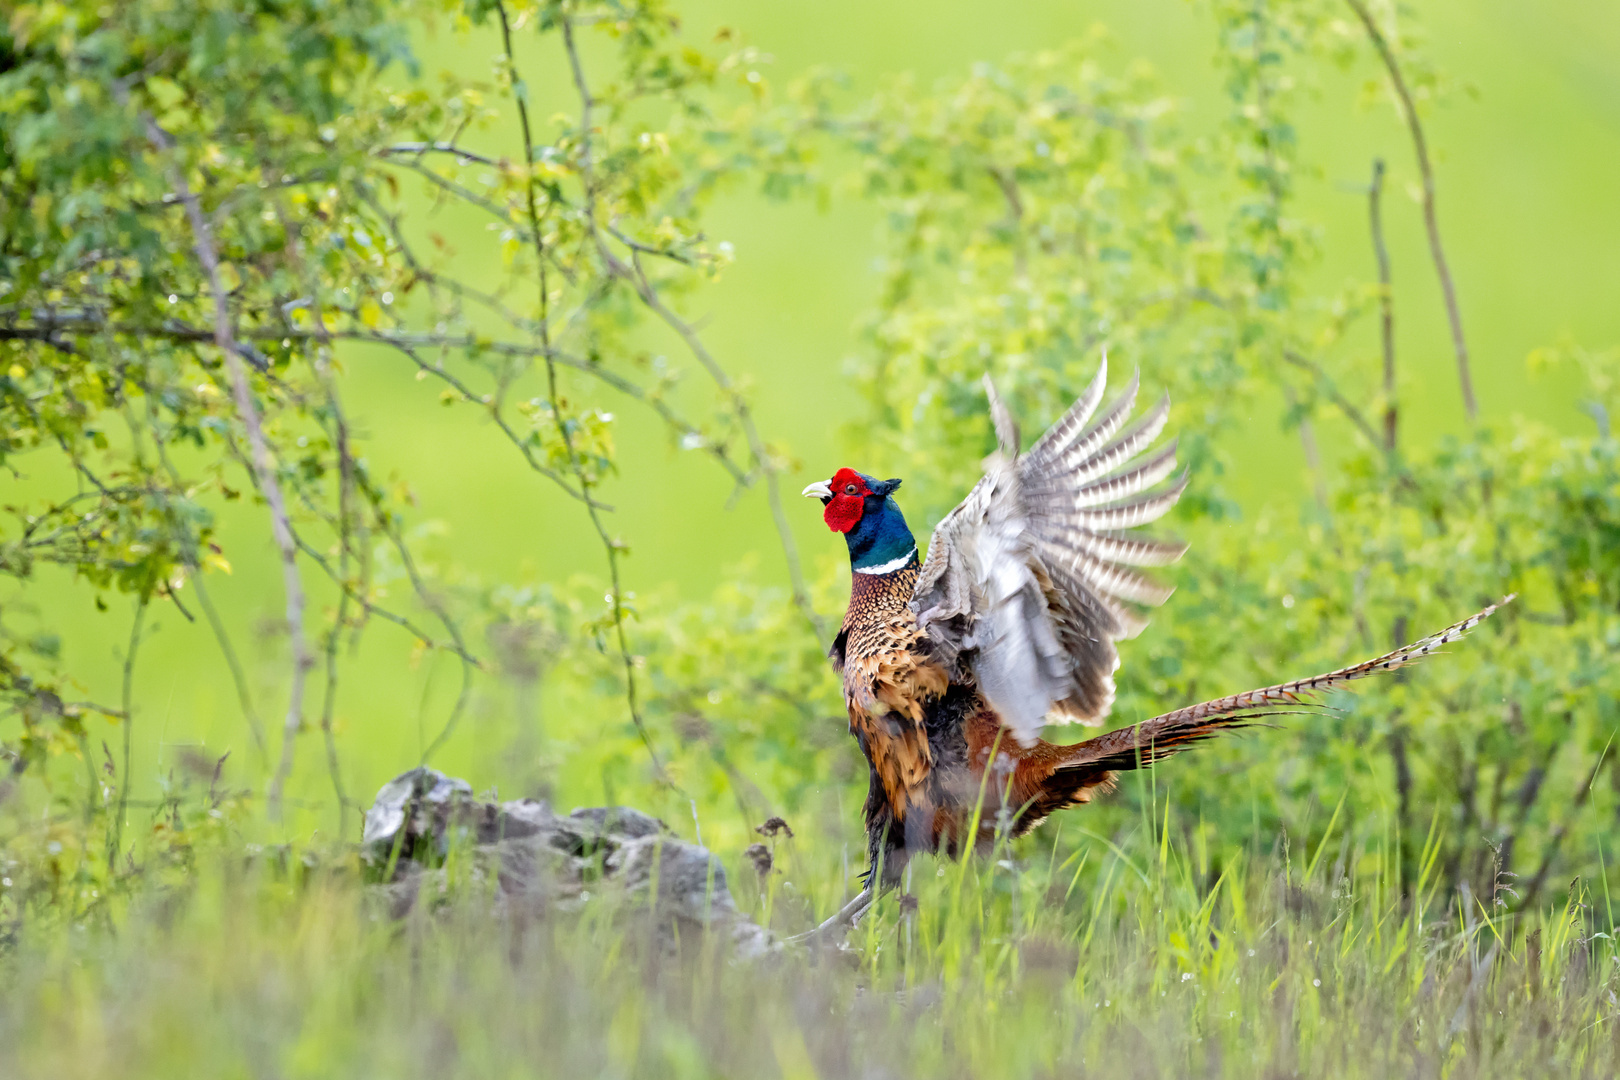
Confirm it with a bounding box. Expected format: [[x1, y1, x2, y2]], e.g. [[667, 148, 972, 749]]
[[854, 547, 917, 575]]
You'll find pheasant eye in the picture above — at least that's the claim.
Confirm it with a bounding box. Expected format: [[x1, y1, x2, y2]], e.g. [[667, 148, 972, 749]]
[[844, 484, 859, 495]]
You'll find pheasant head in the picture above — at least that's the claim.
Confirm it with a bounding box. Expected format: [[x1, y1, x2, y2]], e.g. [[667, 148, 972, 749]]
[[802, 468, 917, 575]]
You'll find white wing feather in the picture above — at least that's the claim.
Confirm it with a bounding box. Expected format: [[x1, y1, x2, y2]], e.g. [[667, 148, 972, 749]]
[[912, 356, 1186, 746]]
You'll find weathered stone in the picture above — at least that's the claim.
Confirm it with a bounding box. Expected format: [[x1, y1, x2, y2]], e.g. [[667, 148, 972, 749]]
[[361, 766, 776, 957], [604, 831, 775, 959], [361, 767, 474, 862], [491, 798, 554, 842], [567, 805, 667, 841]]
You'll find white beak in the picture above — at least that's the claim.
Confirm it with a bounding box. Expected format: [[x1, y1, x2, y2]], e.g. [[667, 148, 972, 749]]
[[801, 480, 833, 499]]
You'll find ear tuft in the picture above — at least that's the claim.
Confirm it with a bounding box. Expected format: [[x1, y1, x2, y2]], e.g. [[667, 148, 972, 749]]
[[875, 478, 903, 497]]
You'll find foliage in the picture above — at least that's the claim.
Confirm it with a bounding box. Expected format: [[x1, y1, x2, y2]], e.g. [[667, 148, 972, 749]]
[[0, 1, 1618, 1060], [0, 0, 826, 845], [801, 3, 1620, 909]]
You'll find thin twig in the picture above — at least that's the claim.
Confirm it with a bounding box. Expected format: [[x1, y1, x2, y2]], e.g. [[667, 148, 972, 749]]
[[109, 595, 149, 869], [369, 157, 581, 289], [207, 403, 483, 671], [1518, 737, 1614, 911], [1281, 350, 1384, 450], [143, 397, 269, 762], [601, 221, 712, 267], [563, 33, 822, 641], [270, 192, 360, 832], [623, 265, 825, 639], [1345, 0, 1475, 420], [384, 513, 474, 764], [1282, 384, 1329, 512], [560, 24, 825, 643], [987, 166, 1027, 278], [143, 115, 312, 819], [377, 142, 500, 167], [354, 186, 748, 483], [191, 575, 269, 761], [317, 453, 356, 834], [381, 157, 534, 232], [1368, 158, 1397, 453], [500, 2, 669, 783], [2, 313, 608, 507]]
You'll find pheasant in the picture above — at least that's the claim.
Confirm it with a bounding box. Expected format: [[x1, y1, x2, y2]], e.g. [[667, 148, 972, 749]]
[[801, 359, 1509, 930]]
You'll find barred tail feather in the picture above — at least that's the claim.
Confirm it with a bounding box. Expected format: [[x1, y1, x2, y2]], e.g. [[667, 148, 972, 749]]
[[1052, 596, 1514, 784], [1144, 595, 1514, 729]]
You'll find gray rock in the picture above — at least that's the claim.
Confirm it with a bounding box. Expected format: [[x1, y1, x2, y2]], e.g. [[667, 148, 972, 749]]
[[361, 767, 775, 957], [567, 805, 666, 841], [361, 767, 474, 862], [605, 832, 775, 958]]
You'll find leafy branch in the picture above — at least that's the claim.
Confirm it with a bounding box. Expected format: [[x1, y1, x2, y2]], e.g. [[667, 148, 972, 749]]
[[557, 16, 827, 643], [497, 0, 666, 784]]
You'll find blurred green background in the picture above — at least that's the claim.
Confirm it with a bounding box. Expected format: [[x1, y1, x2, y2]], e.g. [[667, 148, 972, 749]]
[[13, 0, 1620, 832]]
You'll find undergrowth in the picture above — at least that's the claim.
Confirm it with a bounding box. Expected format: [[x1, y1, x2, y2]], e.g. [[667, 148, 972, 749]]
[[2, 800, 1617, 1080]]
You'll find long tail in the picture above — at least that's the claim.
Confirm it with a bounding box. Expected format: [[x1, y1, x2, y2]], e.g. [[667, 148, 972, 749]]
[[1050, 595, 1514, 786]]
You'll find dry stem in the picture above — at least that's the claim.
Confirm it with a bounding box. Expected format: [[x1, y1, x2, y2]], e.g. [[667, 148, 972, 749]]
[[1346, 0, 1476, 420], [1368, 158, 1398, 452]]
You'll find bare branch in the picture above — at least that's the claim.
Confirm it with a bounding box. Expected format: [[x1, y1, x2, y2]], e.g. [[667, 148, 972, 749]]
[[612, 246, 828, 643], [1282, 384, 1329, 512], [378, 141, 501, 167], [1368, 158, 1397, 453], [372, 158, 580, 288], [1517, 738, 1613, 911], [142, 115, 312, 819], [1282, 349, 1384, 451], [270, 192, 360, 832], [191, 575, 269, 761], [316, 467, 355, 834], [4, 305, 743, 505], [353, 186, 748, 484], [384, 337, 620, 512], [560, 20, 826, 643], [214, 423, 482, 669], [108, 596, 148, 869], [1346, 0, 1475, 420], [370, 486, 475, 764], [143, 394, 269, 762], [987, 166, 1027, 278], [602, 220, 725, 269]]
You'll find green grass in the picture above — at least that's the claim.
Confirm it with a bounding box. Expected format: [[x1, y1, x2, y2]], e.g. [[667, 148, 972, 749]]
[[4, 797, 1617, 1079]]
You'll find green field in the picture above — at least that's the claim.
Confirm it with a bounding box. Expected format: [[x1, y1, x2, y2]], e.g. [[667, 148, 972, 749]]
[[3, 0, 1619, 1074]]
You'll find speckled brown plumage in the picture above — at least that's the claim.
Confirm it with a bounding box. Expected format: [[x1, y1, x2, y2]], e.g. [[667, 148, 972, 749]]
[[834, 558, 926, 677], [833, 558, 944, 831], [834, 554, 1120, 886]]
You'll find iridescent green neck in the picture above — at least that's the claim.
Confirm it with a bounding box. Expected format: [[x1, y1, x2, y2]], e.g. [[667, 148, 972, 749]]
[[848, 497, 917, 574]]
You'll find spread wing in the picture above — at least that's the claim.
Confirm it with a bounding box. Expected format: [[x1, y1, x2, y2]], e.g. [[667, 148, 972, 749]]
[[911, 357, 1187, 747]]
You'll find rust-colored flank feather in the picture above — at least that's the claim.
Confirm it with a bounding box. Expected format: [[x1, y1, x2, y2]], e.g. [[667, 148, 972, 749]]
[[813, 358, 1513, 892]]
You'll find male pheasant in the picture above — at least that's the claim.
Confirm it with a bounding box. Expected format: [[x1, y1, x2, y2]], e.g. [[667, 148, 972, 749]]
[[802, 359, 1508, 922]]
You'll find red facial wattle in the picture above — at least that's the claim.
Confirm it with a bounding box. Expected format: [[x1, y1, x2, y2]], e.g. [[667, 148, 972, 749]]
[[823, 468, 870, 533]]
